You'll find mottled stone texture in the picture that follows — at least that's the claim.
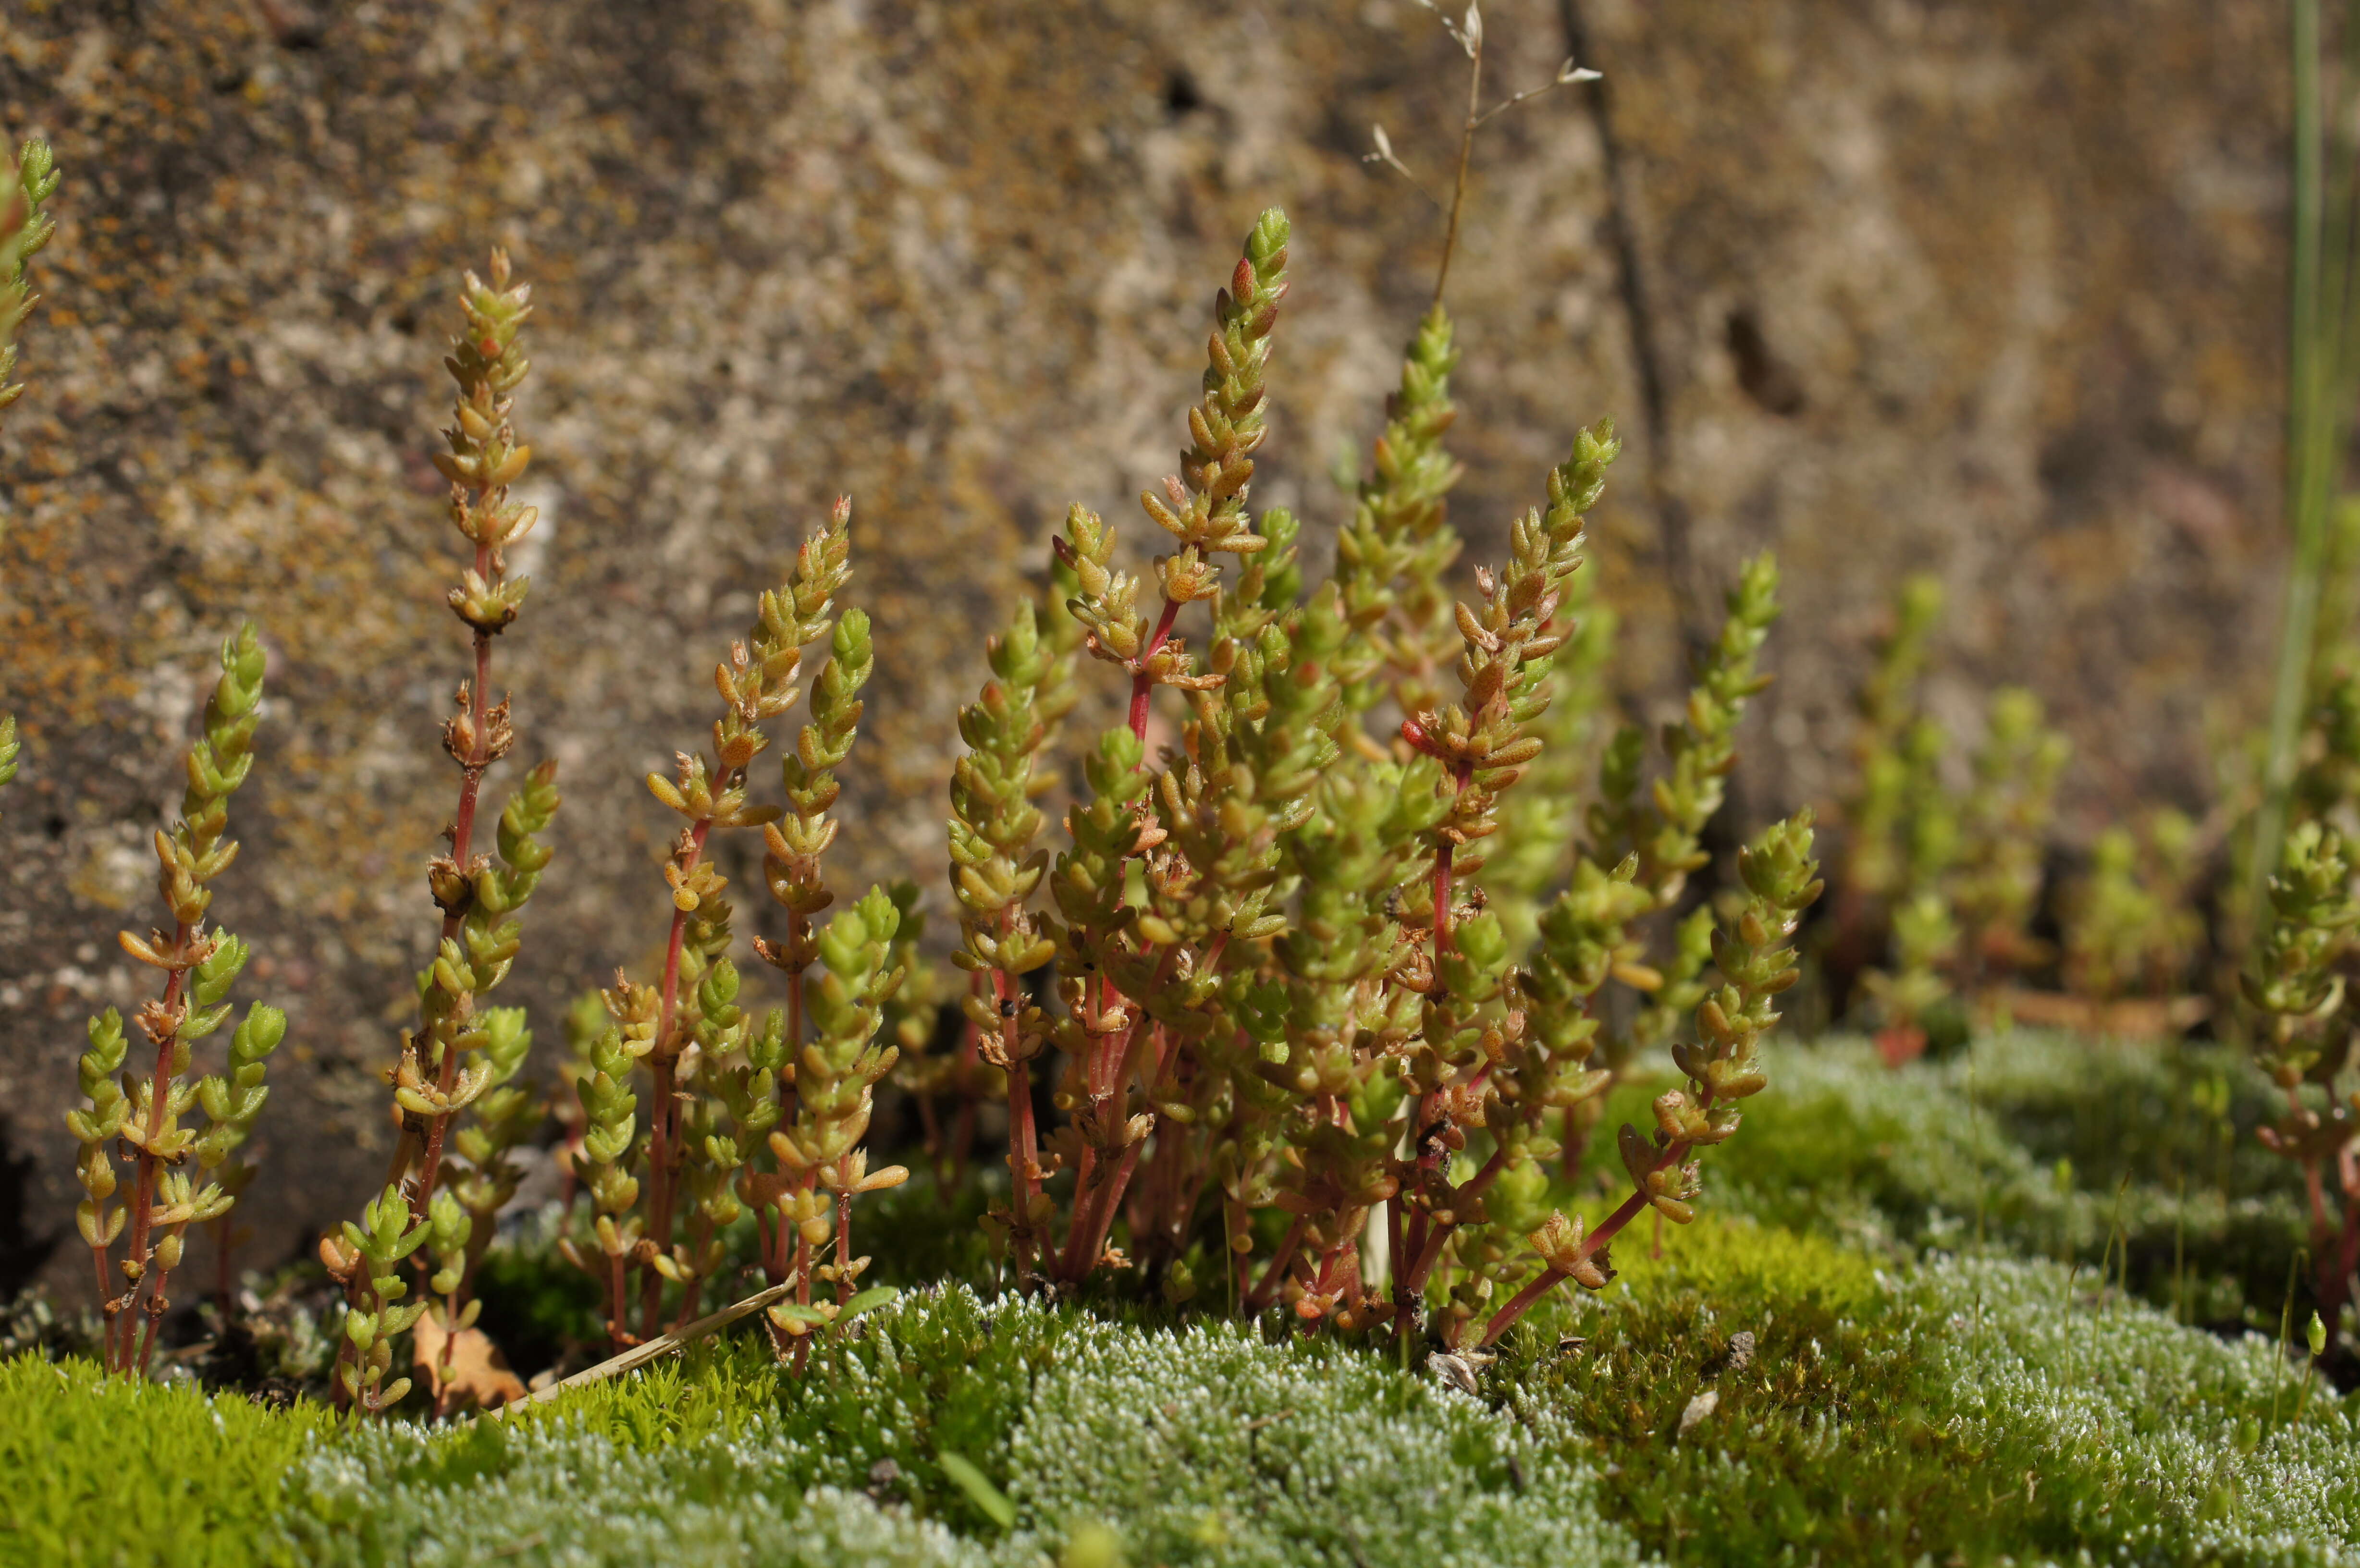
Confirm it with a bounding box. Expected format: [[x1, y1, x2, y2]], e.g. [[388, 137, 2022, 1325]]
[[0, 0, 2286, 1296]]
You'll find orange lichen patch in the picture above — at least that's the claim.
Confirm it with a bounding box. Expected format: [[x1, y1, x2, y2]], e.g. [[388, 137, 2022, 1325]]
[[1, 491, 147, 731]]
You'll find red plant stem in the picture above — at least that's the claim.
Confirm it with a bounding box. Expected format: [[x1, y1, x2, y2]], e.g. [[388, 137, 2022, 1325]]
[[1057, 1004, 1185, 1283], [1244, 1217, 1307, 1316], [1146, 1121, 1210, 1274], [835, 1184, 854, 1308], [2302, 1143, 2360, 1338], [1429, 761, 1473, 957], [1315, 1234, 1363, 1311], [1458, 1142, 1512, 1202], [2332, 1184, 2360, 1331], [1478, 1155, 1682, 1349], [791, 1227, 814, 1374], [1006, 1052, 1041, 1287], [1396, 1140, 1515, 1299], [989, 913, 1045, 1288], [605, 1250, 630, 1353], [408, 543, 498, 1219], [1431, 841, 1458, 956], [412, 1075, 457, 1215], [1071, 1138, 1148, 1279], [657, 819, 717, 1048], [1383, 759, 1483, 1350], [1479, 1268, 1567, 1348], [779, 908, 808, 1120], [1404, 1221, 1452, 1301], [1197, 931, 1231, 980], [637, 1051, 678, 1337], [114, 921, 193, 1371], [762, 904, 815, 1290], [1088, 938, 1218, 1257], [1050, 981, 1123, 1284], [135, 1242, 182, 1375], [1056, 1165, 1108, 1283], [673, 1213, 716, 1332], [444, 548, 496, 903], [640, 815, 717, 1336], [1054, 1000, 1140, 1284], [1127, 596, 1187, 739], [436, 1218, 501, 1402], [1384, 1193, 1405, 1308], [1392, 1202, 1427, 1350]]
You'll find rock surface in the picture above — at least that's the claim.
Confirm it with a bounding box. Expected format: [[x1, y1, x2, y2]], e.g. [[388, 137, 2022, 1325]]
[[0, 0, 2286, 1297]]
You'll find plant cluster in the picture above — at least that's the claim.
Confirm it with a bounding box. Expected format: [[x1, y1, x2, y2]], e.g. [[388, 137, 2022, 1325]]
[[315, 251, 567, 1413], [17, 143, 298, 1383], [2241, 821, 2360, 1347], [911, 202, 1820, 1353], [29, 28, 1824, 1406], [11, 182, 297, 1401], [564, 497, 908, 1357], [1822, 575, 2237, 1055], [2063, 808, 2205, 1003], [63, 625, 288, 1376]]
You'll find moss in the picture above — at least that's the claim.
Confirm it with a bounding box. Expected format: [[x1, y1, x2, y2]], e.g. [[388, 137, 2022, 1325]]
[[1485, 1209, 2360, 1567], [1578, 1032, 2312, 1326], [1919, 1254, 2360, 1565], [12, 1220, 2360, 1565], [283, 1286, 1636, 1567], [1494, 1216, 2082, 1565], [9, 1031, 2355, 1566], [0, 1355, 333, 1568]]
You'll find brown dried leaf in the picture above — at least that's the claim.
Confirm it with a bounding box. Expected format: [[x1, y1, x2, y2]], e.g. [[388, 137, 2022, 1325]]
[[413, 1309, 528, 1411]]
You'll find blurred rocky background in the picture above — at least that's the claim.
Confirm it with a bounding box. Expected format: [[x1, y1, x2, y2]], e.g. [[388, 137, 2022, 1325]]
[[0, 0, 2286, 1298]]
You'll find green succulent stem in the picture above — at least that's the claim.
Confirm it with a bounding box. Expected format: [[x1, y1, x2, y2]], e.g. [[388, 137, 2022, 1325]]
[[1385, 424, 1619, 1346], [2242, 821, 2360, 1341], [88, 625, 276, 1377], [394, 250, 543, 1225], [1482, 812, 1822, 1348], [607, 497, 855, 1348], [326, 1186, 431, 1414], [947, 599, 1075, 1286], [0, 137, 60, 431]]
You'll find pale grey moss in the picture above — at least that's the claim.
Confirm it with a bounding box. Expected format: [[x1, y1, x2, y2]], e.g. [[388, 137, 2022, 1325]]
[[992, 1306, 1638, 1568], [294, 1419, 989, 1568], [1704, 1032, 2307, 1312], [1920, 1253, 2360, 1566], [281, 1285, 1639, 1568], [275, 1258, 2360, 1566]]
